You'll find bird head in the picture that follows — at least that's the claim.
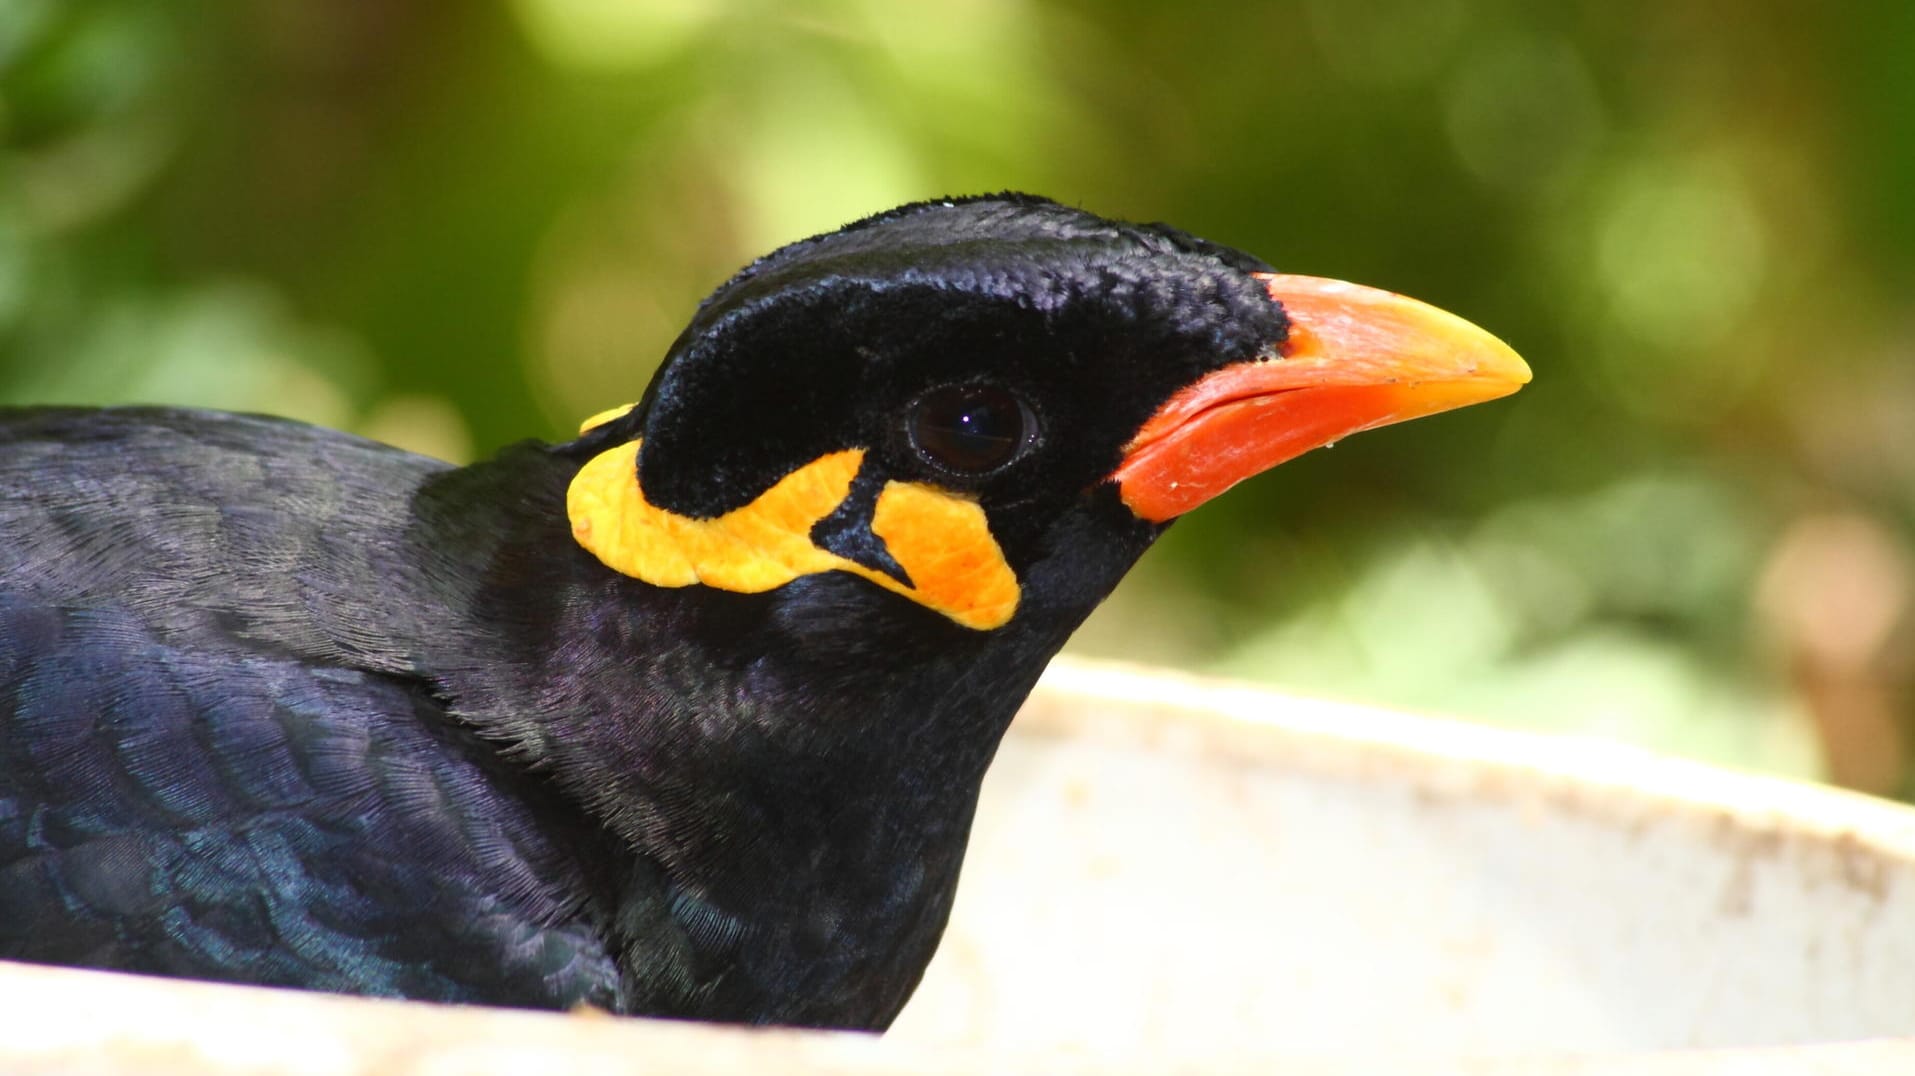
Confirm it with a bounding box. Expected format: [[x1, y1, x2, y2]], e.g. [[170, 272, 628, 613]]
[[563, 194, 1528, 639], [520, 195, 1533, 1027]]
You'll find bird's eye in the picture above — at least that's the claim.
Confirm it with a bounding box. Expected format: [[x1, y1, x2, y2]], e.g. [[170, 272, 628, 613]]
[[905, 383, 1038, 477]]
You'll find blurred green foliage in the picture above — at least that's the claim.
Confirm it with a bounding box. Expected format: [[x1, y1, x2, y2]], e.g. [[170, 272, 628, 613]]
[[5, 2, 1914, 791]]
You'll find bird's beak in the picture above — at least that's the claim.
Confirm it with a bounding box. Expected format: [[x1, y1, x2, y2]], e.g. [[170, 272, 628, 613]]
[[1112, 273, 1531, 522]]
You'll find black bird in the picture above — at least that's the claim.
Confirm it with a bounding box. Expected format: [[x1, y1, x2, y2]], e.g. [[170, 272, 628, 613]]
[[0, 195, 1527, 1029]]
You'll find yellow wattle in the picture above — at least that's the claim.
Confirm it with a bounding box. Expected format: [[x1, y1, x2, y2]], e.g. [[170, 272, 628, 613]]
[[577, 402, 637, 435], [870, 482, 1021, 630], [566, 439, 1020, 630]]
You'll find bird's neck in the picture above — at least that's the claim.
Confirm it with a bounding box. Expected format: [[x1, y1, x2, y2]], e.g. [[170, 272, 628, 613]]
[[390, 443, 1147, 1027]]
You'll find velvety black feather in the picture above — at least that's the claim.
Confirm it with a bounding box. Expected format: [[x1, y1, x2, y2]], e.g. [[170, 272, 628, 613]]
[[0, 412, 620, 1007]]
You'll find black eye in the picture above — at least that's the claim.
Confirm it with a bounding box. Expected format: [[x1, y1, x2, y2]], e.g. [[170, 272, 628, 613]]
[[906, 383, 1038, 476]]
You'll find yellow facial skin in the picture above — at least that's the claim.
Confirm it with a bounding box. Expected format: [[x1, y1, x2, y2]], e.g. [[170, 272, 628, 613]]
[[566, 438, 1021, 631]]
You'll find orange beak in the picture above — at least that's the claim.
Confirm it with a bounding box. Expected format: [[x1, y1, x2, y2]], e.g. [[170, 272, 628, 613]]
[[1112, 273, 1532, 522]]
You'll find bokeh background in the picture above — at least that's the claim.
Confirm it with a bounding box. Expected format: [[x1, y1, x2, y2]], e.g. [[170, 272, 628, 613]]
[[5, 2, 1915, 795]]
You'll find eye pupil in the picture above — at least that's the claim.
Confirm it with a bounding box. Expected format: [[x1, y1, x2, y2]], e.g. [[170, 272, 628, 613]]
[[907, 384, 1035, 475]]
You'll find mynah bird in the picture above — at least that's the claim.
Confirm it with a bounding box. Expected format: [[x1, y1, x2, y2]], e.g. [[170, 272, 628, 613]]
[[0, 194, 1528, 1028]]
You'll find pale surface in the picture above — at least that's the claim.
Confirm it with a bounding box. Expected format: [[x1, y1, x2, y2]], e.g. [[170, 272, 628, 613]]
[[6, 657, 1915, 1073], [894, 659, 1915, 1058]]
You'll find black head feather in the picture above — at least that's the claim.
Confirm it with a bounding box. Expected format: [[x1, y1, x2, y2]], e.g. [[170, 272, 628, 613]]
[[627, 195, 1289, 570]]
